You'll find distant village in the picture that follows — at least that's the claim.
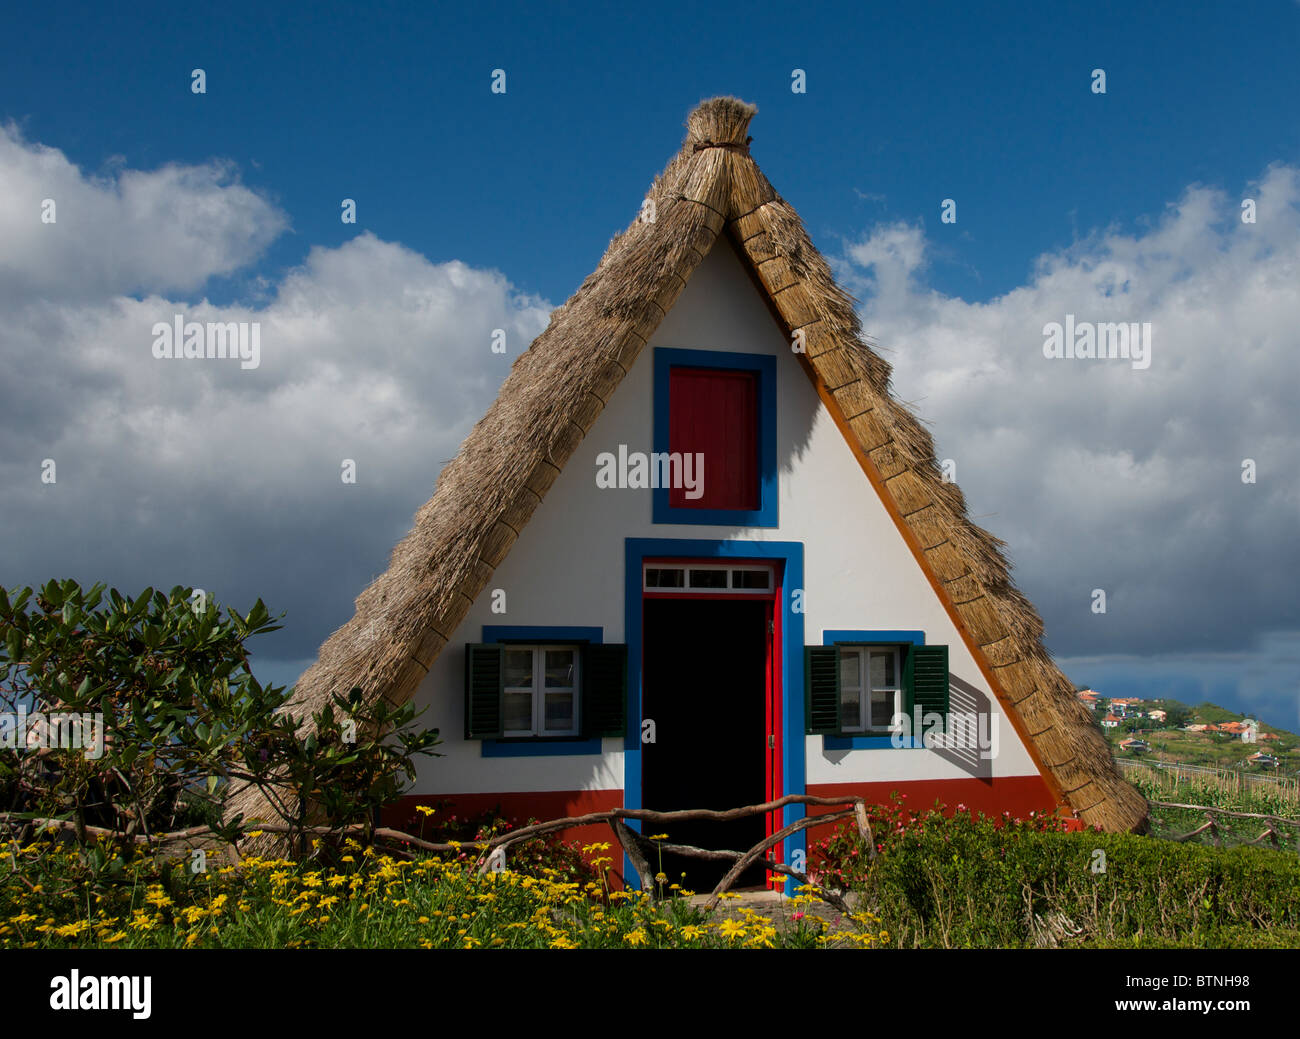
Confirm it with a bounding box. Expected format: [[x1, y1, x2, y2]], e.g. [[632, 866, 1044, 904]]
[[1075, 688, 1290, 771]]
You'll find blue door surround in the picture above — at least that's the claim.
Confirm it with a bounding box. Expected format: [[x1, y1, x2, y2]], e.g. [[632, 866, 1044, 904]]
[[623, 537, 806, 889]]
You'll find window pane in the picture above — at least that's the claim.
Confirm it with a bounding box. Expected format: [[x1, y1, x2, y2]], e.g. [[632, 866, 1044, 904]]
[[869, 650, 895, 690], [841, 688, 861, 730], [688, 568, 728, 589], [544, 649, 575, 688], [544, 693, 574, 732], [504, 649, 533, 688], [870, 688, 895, 728], [839, 651, 860, 690], [732, 569, 770, 589], [504, 692, 533, 732], [646, 567, 684, 588]]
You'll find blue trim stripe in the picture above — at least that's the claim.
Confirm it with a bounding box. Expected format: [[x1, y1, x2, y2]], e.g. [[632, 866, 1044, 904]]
[[624, 537, 804, 888], [822, 735, 926, 750], [482, 626, 603, 644], [479, 625, 603, 758], [652, 348, 778, 527], [823, 629, 925, 646], [481, 737, 603, 757]]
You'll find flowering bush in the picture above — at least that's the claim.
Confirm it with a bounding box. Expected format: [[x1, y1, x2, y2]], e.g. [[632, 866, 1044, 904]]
[[0, 830, 884, 949]]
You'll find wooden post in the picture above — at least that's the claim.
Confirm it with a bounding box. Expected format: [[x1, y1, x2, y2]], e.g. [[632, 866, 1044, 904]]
[[612, 819, 657, 896]]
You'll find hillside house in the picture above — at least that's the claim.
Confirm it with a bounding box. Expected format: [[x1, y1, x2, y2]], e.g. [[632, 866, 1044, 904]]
[[241, 97, 1148, 885]]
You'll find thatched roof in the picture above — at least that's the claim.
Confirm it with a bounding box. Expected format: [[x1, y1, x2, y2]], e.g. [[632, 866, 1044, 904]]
[[239, 97, 1148, 834]]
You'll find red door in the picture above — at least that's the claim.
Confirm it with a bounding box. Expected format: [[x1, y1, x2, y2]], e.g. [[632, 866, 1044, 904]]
[[764, 598, 784, 887]]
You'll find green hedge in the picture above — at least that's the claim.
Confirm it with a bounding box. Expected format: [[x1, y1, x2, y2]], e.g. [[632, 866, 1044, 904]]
[[855, 812, 1300, 948]]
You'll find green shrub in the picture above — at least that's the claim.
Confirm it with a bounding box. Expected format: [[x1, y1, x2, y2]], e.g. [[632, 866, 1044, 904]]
[[0, 580, 441, 867], [843, 809, 1300, 948]]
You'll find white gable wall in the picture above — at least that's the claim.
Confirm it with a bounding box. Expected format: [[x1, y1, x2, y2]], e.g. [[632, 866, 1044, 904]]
[[408, 238, 1042, 796]]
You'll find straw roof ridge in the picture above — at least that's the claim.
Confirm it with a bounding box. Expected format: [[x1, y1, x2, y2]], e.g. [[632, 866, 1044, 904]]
[[233, 96, 1146, 835]]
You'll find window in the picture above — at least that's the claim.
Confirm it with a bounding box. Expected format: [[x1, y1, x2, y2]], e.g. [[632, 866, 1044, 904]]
[[464, 640, 627, 741], [838, 646, 902, 732], [804, 641, 950, 739], [503, 645, 579, 737], [643, 562, 773, 594], [653, 348, 777, 527]]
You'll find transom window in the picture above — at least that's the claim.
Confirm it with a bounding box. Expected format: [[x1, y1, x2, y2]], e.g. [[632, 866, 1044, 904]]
[[839, 646, 902, 732], [502, 645, 580, 737], [643, 563, 773, 594]]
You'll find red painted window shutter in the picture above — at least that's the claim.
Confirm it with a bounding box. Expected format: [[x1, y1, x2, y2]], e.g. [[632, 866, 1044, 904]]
[[668, 366, 759, 510]]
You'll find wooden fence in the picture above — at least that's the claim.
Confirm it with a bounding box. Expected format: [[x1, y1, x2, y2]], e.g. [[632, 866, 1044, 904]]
[[1145, 799, 1300, 851]]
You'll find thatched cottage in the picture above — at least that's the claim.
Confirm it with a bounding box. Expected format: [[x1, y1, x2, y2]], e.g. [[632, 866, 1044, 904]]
[[264, 96, 1147, 882]]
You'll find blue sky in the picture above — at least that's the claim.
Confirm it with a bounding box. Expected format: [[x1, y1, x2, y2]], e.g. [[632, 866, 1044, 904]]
[[2, 1, 1298, 728], [7, 1, 1297, 307]]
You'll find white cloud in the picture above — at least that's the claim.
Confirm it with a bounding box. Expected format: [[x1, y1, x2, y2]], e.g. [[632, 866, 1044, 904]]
[[841, 162, 1300, 674], [0, 123, 289, 300], [0, 131, 552, 652]]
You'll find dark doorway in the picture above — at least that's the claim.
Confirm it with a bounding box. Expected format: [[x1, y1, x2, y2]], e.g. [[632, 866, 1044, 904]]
[[642, 597, 769, 890]]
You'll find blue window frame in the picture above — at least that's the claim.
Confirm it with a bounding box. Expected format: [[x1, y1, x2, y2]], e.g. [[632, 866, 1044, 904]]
[[652, 348, 778, 527], [478, 626, 604, 757], [820, 630, 926, 750]]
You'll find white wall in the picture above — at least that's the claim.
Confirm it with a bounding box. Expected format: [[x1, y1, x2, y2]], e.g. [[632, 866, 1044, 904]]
[[408, 237, 1041, 795]]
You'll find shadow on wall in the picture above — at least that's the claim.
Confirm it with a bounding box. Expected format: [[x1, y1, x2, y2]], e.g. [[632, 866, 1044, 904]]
[[935, 674, 995, 783]]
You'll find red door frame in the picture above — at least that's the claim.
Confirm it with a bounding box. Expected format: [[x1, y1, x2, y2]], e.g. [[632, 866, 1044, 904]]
[[640, 557, 784, 886]]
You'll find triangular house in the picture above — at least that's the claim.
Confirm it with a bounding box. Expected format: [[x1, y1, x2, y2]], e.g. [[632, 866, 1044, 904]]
[[249, 97, 1147, 875]]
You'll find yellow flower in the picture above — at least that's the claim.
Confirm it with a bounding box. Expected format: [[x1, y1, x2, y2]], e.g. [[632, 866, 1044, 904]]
[[718, 919, 746, 940], [623, 929, 648, 947], [415, 805, 436, 817], [680, 925, 704, 941], [648, 833, 669, 841]]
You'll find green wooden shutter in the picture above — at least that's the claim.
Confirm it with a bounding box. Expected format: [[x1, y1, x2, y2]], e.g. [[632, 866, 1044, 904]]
[[907, 644, 950, 731], [464, 643, 504, 739], [805, 645, 841, 735], [581, 644, 627, 738]]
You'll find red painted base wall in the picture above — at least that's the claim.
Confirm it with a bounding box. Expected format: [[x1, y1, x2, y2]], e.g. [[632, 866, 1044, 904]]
[[381, 790, 627, 882], [382, 776, 1062, 889], [804, 775, 1059, 848]]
